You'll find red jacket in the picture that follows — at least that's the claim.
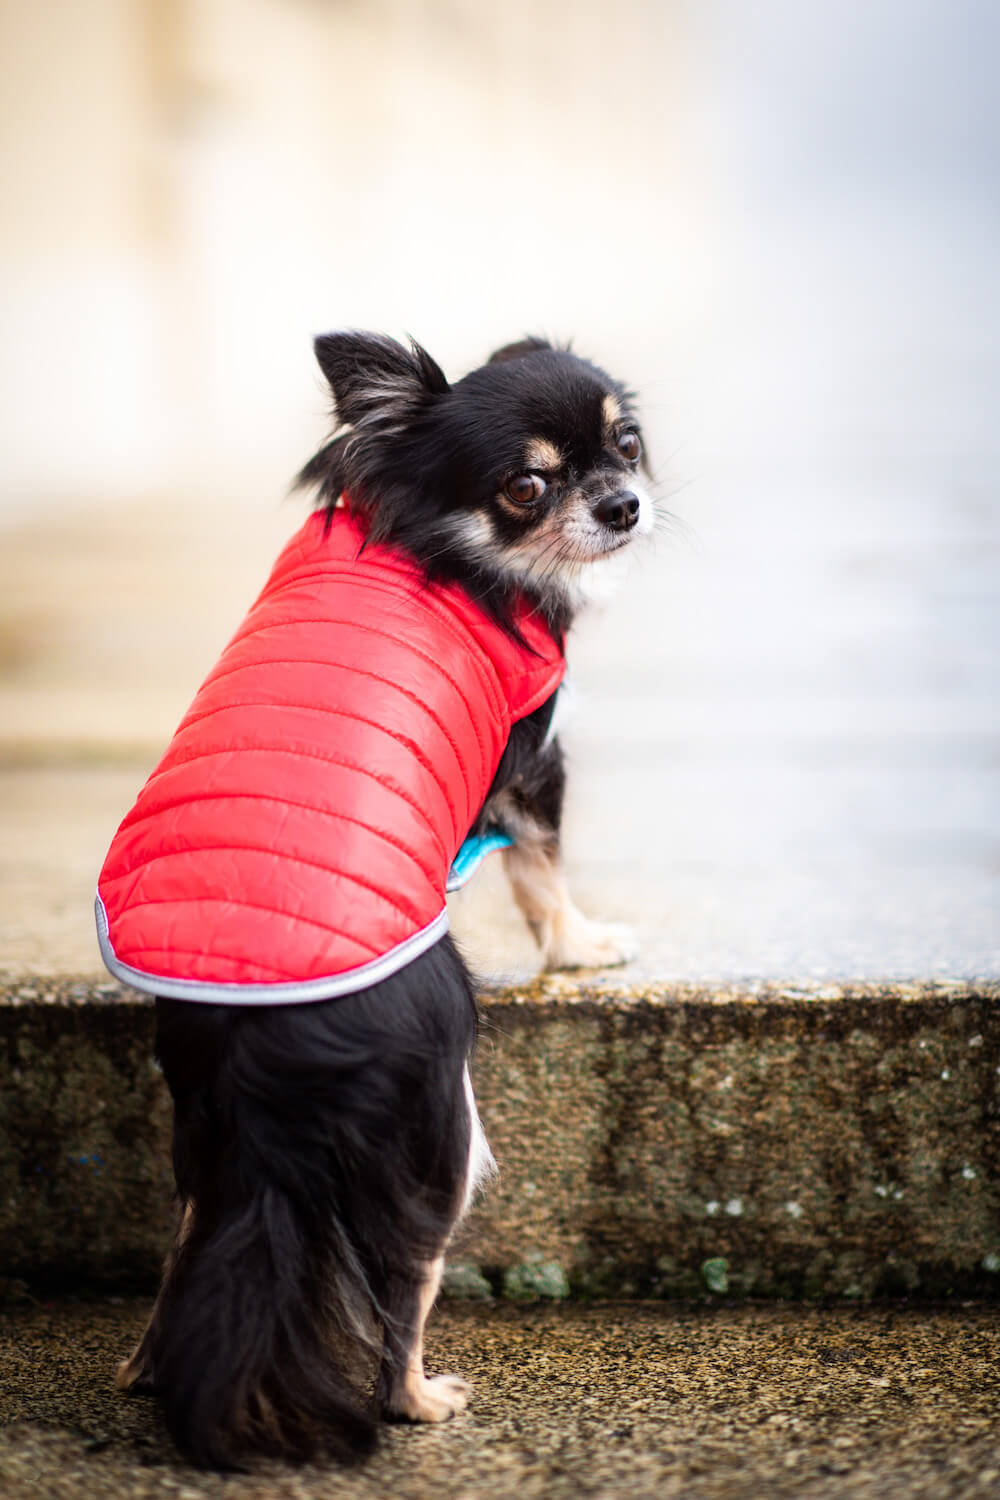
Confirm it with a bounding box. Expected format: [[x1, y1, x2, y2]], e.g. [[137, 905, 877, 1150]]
[[96, 508, 564, 1004]]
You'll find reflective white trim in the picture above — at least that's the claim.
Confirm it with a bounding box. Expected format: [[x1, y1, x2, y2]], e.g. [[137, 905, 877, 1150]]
[[94, 892, 449, 1005]]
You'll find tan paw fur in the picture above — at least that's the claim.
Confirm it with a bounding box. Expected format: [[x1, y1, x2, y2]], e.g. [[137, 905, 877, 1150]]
[[395, 1373, 471, 1423], [544, 915, 638, 971], [115, 1349, 150, 1392]]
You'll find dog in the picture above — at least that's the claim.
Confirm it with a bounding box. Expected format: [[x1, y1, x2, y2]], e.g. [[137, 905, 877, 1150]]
[[100, 331, 652, 1467]]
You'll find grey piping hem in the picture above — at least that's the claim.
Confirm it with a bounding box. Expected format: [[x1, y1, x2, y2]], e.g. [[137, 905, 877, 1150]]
[[94, 893, 450, 1005]]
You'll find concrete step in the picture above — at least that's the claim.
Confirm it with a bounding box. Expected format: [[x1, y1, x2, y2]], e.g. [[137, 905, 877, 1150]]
[[1, 498, 998, 1299], [3, 975, 998, 1300]]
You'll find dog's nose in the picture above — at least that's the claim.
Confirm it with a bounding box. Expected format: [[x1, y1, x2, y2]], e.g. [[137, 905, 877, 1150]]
[[594, 491, 640, 532]]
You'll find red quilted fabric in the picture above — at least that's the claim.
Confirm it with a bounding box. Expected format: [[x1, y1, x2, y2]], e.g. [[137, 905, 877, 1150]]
[[96, 508, 565, 1002]]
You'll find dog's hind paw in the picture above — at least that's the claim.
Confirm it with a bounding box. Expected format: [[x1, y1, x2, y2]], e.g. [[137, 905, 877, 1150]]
[[389, 1373, 471, 1424], [544, 916, 638, 972], [115, 1350, 157, 1396]]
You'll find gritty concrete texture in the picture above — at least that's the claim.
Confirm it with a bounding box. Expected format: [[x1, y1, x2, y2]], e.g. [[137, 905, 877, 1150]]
[[464, 979, 1000, 1300], [0, 983, 166, 1289], [2, 1298, 1000, 1499], [2, 979, 999, 1299]]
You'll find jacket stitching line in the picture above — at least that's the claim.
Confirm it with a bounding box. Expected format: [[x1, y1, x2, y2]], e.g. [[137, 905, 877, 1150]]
[[109, 893, 389, 948], [267, 570, 515, 725], [222, 616, 496, 771], [131, 745, 450, 867], [105, 791, 441, 892], [258, 512, 563, 712], [244, 567, 510, 723], [325, 567, 564, 718], [117, 946, 304, 981], [107, 840, 430, 926], [172, 700, 462, 846], [234, 597, 564, 733], [373, 581, 510, 720], [186, 655, 480, 805]]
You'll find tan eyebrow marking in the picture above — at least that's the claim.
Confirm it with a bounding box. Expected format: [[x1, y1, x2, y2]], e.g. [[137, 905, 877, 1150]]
[[524, 437, 564, 472], [601, 393, 623, 437]]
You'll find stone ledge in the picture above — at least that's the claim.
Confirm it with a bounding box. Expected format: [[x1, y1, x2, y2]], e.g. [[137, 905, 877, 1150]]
[[2, 977, 999, 1298]]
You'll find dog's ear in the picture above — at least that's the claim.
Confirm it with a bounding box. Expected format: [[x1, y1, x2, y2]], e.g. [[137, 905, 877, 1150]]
[[487, 336, 555, 365], [313, 332, 448, 426]]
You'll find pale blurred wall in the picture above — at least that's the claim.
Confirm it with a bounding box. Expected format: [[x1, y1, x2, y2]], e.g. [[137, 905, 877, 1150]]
[[0, 0, 696, 515], [1, 0, 997, 976], [1, 0, 173, 505]]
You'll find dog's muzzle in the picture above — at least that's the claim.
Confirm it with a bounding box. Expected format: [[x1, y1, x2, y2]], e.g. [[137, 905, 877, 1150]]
[[593, 491, 640, 532]]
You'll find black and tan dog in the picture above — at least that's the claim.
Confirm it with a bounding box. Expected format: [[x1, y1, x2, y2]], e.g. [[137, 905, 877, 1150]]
[[111, 332, 651, 1466]]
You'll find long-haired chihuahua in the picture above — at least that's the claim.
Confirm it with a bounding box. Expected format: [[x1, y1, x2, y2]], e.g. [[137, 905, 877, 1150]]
[[102, 332, 652, 1467]]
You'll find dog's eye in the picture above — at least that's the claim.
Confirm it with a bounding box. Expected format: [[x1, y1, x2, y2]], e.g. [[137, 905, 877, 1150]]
[[504, 474, 546, 505], [617, 431, 641, 463]]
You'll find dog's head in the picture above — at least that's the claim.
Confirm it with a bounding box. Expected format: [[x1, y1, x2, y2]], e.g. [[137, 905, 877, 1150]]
[[298, 331, 652, 628]]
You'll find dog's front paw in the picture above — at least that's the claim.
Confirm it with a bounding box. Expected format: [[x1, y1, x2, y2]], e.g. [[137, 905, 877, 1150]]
[[544, 916, 639, 971], [390, 1373, 471, 1423]]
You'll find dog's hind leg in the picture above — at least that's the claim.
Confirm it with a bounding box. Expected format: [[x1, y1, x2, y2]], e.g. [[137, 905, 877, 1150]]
[[116, 1200, 194, 1394], [376, 1256, 470, 1423], [376, 1062, 491, 1424]]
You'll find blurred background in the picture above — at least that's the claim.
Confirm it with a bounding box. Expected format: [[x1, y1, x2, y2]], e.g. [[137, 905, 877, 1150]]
[[0, 0, 997, 980]]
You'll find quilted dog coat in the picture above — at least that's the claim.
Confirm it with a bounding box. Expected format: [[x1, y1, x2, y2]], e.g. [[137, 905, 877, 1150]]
[[95, 507, 565, 1004]]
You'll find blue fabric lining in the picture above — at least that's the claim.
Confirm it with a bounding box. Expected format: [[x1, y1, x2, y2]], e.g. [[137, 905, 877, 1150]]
[[446, 829, 514, 892]]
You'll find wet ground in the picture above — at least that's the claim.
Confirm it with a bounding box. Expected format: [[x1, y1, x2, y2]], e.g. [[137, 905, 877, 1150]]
[[2, 1299, 999, 1499]]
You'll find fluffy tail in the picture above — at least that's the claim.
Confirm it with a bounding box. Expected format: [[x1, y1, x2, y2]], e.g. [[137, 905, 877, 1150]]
[[148, 939, 477, 1469], [152, 1179, 377, 1467]]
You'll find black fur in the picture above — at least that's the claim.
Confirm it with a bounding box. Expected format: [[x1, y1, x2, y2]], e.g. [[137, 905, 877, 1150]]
[[474, 692, 566, 844], [129, 331, 646, 1469], [296, 332, 647, 638], [148, 938, 476, 1469]]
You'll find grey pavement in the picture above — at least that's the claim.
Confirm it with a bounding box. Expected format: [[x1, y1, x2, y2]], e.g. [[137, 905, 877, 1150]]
[[2, 1299, 999, 1500]]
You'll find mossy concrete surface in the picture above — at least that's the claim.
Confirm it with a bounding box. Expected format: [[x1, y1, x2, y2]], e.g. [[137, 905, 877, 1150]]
[[2, 978, 999, 1299]]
